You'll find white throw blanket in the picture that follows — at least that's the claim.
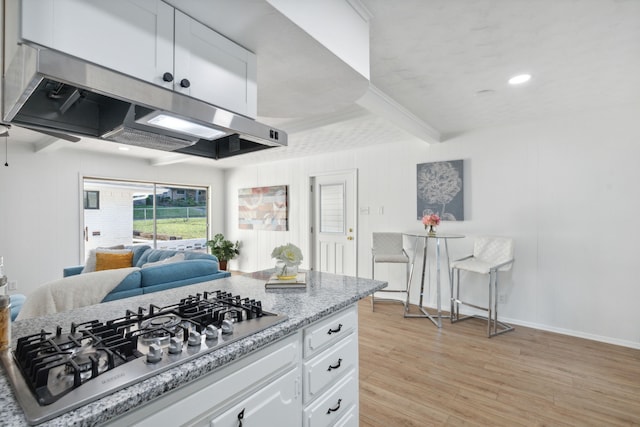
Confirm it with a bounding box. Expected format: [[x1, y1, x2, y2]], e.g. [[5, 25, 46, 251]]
[[16, 267, 141, 320]]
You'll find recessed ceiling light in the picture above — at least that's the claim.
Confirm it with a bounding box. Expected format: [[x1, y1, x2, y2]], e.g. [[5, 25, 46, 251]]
[[118, 146, 130, 151], [508, 74, 531, 85]]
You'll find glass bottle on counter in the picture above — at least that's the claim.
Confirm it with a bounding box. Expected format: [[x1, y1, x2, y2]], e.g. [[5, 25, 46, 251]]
[[0, 256, 6, 288], [0, 256, 10, 351]]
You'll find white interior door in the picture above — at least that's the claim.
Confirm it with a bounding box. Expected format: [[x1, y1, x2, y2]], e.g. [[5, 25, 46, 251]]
[[311, 170, 357, 276]]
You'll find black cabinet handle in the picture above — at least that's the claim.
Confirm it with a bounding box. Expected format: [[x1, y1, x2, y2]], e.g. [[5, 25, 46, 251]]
[[162, 72, 174, 82], [180, 78, 191, 88], [326, 398, 342, 415], [327, 358, 342, 371], [327, 324, 342, 334], [237, 408, 245, 427]]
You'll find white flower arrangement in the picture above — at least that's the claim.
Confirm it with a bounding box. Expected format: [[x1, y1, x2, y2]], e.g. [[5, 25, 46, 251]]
[[271, 243, 303, 266]]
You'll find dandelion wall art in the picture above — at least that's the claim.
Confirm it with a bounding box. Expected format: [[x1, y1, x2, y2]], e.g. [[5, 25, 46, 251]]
[[416, 160, 464, 221]]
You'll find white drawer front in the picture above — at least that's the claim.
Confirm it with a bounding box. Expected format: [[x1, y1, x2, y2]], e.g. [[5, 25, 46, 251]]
[[335, 404, 358, 427], [304, 306, 357, 358], [303, 370, 357, 427], [303, 333, 357, 402], [208, 368, 300, 427]]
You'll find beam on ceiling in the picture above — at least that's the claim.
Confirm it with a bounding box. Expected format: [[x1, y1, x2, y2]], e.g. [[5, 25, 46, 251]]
[[278, 104, 370, 134], [149, 153, 191, 166], [33, 137, 64, 152], [356, 84, 441, 143]]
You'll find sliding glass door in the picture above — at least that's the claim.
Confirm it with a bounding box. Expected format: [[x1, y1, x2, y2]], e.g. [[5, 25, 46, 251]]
[[82, 178, 208, 259]]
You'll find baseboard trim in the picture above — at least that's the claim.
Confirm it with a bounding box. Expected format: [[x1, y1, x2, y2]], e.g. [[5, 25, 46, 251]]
[[501, 316, 640, 350], [400, 296, 640, 350]]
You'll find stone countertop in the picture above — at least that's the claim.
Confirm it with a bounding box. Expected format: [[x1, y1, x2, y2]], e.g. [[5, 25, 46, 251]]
[[0, 271, 386, 426]]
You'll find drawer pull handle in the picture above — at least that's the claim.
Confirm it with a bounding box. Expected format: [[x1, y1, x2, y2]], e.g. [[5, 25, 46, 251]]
[[237, 408, 245, 427], [326, 398, 342, 415], [327, 358, 343, 371], [327, 324, 343, 334]]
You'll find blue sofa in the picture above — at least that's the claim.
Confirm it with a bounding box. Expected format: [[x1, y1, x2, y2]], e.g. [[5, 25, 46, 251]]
[[10, 294, 26, 321], [63, 245, 231, 302]]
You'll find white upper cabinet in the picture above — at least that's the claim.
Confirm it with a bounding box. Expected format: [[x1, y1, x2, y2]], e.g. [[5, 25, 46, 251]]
[[174, 10, 257, 118], [21, 0, 174, 88], [20, 0, 257, 117]]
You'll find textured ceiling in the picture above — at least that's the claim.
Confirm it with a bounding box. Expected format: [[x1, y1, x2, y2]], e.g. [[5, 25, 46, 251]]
[[364, 0, 640, 136], [9, 0, 640, 168]]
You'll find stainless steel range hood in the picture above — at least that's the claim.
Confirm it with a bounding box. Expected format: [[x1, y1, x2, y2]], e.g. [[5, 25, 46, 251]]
[[3, 45, 287, 159]]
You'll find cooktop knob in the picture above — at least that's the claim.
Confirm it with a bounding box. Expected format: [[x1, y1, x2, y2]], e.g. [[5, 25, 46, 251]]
[[221, 319, 234, 335], [205, 325, 219, 341], [168, 337, 183, 354], [188, 330, 202, 346], [146, 343, 163, 363]]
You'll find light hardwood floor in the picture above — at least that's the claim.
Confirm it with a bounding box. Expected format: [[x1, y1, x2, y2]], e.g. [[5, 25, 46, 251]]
[[358, 299, 640, 426]]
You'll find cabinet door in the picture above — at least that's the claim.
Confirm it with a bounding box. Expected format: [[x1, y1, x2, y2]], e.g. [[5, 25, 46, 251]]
[[209, 368, 301, 427], [103, 334, 300, 427], [21, 0, 174, 89], [174, 10, 257, 117]]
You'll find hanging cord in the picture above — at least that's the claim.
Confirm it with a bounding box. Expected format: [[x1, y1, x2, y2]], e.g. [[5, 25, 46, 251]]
[[2, 124, 9, 167]]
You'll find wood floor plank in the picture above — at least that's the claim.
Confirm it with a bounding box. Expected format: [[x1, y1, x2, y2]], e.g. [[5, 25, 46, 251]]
[[358, 298, 640, 426]]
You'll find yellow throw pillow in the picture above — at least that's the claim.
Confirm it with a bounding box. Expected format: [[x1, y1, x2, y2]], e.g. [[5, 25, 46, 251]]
[[95, 251, 133, 271]]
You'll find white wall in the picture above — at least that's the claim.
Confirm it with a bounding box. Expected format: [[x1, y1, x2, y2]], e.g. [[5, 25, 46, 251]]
[[0, 143, 226, 297], [225, 158, 315, 273], [225, 104, 640, 348], [83, 184, 136, 254], [2, 104, 638, 348]]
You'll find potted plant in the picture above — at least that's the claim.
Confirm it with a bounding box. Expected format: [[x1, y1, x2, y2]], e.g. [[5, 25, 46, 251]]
[[206, 233, 240, 271]]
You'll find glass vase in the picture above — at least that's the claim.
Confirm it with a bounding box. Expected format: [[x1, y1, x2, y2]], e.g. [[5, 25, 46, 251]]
[[276, 260, 299, 280], [427, 225, 436, 237]]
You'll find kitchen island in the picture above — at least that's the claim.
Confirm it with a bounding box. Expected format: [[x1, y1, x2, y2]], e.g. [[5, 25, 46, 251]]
[[0, 270, 386, 426]]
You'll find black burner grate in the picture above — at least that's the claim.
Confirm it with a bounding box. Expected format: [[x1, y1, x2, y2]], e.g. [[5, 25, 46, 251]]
[[11, 290, 273, 408]]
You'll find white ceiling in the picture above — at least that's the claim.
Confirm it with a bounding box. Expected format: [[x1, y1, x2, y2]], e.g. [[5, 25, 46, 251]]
[[9, 0, 640, 168]]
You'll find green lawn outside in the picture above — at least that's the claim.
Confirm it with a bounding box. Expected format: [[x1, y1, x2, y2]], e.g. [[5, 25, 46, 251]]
[[133, 218, 207, 240]]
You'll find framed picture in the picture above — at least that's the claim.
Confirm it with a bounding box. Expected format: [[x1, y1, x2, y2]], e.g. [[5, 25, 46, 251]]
[[238, 185, 288, 230], [416, 160, 464, 221], [84, 190, 100, 210]]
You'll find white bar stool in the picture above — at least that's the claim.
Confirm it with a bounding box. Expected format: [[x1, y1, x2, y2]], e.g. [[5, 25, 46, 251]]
[[371, 232, 410, 313]]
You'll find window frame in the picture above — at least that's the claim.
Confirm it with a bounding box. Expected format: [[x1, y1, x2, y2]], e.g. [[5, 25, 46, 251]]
[[83, 190, 100, 209], [80, 176, 210, 261]]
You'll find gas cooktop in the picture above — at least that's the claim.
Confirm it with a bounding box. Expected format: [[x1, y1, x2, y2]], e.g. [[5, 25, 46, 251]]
[[0, 290, 287, 425]]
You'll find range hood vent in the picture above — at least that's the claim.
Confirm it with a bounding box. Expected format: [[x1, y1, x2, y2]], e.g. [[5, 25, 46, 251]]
[[101, 106, 200, 150], [3, 45, 287, 159], [102, 125, 198, 151]]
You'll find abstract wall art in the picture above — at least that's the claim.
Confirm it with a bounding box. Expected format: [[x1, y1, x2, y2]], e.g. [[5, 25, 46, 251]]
[[238, 185, 288, 230], [416, 160, 464, 221]]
